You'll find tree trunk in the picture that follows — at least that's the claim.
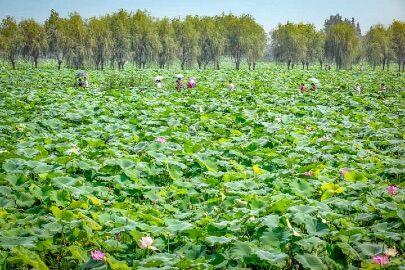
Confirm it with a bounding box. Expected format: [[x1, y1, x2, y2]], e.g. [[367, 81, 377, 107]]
[[399, 61, 401, 72], [387, 61, 389, 71], [319, 60, 323, 70], [34, 58, 38, 68], [248, 63, 251, 70], [306, 62, 309, 70], [11, 59, 16, 70], [253, 62, 256, 70], [402, 61, 404, 72], [287, 60, 291, 70], [302, 61, 305, 70], [57, 60, 62, 70], [235, 59, 240, 70]]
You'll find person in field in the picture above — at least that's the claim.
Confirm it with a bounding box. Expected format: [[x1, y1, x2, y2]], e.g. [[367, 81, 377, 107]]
[[77, 76, 89, 87], [310, 82, 317, 91], [156, 79, 162, 88], [380, 83, 386, 92], [228, 80, 235, 91], [76, 71, 89, 87], [355, 84, 361, 94], [187, 77, 196, 89], [300, 83, 307, 92], [154, 76, 163, 89], [174, 74, 183, 92], [176, 78, 183, 92], [83, 76, 89, 87]]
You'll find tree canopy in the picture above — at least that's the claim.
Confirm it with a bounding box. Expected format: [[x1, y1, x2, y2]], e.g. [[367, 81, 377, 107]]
[[0, 10, 404, 70]]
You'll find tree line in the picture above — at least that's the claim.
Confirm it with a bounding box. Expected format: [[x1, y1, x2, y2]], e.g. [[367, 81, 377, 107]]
[[0, 10, 266, 70], [271, 14, 405, 71], [0, 10, 404, 71]]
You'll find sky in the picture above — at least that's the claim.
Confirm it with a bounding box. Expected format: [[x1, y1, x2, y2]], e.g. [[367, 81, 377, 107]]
[[0, 0, 404, 32]]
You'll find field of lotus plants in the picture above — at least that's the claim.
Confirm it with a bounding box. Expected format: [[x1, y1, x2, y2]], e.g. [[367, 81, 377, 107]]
[[0, 65, 404, 269]]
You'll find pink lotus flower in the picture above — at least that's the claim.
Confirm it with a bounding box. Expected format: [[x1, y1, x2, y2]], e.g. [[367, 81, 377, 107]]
[[155, 137, 166, 143], [139, 236, 157, 250], [387, 185, 398, 196], [303, 171, 314, 177], [372, 254, 389, 265], [339, 167, 349, 176], [91, 250, 105, 261]]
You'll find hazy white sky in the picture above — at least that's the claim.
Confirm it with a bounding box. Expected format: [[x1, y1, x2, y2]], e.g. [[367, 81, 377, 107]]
[[0, 0, 404, 32]]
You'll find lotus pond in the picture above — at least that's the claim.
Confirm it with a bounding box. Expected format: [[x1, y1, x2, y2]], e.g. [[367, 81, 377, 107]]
[[0, 66, 404, 269]]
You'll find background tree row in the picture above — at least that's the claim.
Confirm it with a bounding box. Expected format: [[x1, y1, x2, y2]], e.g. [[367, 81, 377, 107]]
[[271, 15, 404, 71], [0, 10, 404, 71]]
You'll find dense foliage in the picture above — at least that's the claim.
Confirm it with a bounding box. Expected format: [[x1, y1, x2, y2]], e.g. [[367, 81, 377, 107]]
[[0, 10, 266, 71], [0, 65, 404, 269], [0, 10, 404, 71]]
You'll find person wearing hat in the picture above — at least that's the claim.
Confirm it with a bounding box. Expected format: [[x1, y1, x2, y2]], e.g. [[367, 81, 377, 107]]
[[176, 78, 183, 92], [156, 79, 162, 89], [154, 76, 163, 89], [76, 71, 89, 88], [175, 74, 184, 92]]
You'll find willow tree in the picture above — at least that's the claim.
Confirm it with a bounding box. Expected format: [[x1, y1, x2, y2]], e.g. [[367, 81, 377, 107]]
[[108, 10, 130, 69], [271, 22, 305, 69], [324, 21, 360, 69], [389, 20, 405, 72], [45, 10, 66, 69], [192, 16, 221, 69], [364, 25, 393, 70], [173, 16, 199, 70], [220, 14, 249, 70], [0, 16, 21, 69], [296, 23, 315, 69], [89, 16, 111, 70], [211, 16, 226, 69], [129, 10, 159, 69], [156, 18, 177, 68], [19, 19, 47, 68], [311, 31, 326, 69], [245, 19, 266, 70], [194, 16, 211, 69], [63, 13, 90, 69]]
